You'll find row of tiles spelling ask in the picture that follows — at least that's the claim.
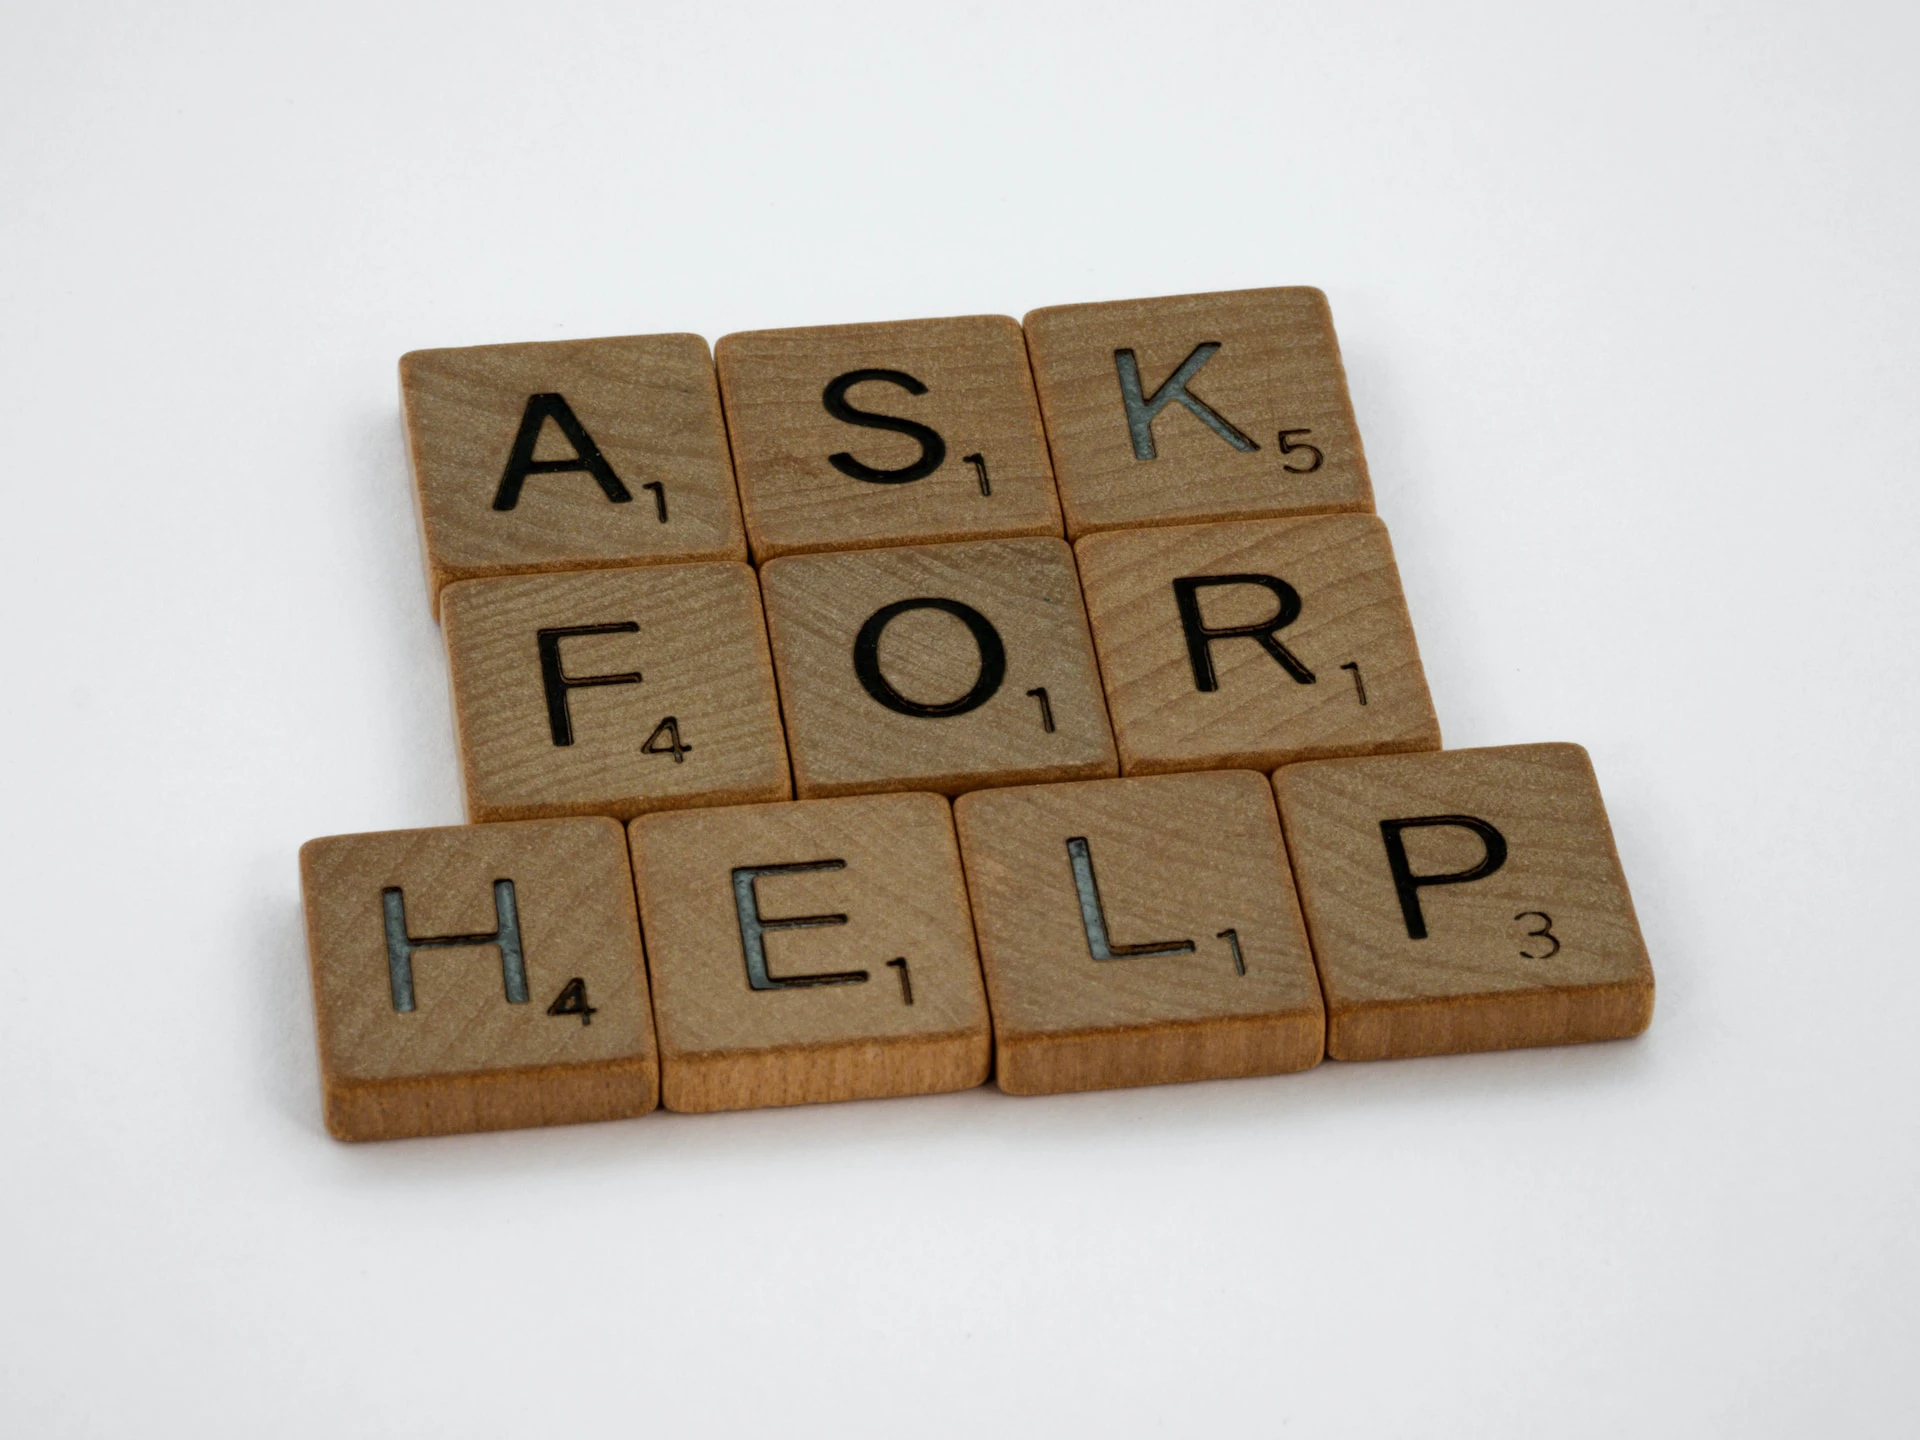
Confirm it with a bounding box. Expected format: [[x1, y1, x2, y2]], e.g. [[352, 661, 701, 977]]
[[441, 518, 1438, 822], [404, 287, 1371, 610], [301, 748, 1655, 1142]]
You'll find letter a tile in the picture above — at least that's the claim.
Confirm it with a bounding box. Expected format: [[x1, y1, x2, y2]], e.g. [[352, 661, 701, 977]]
[[628, 793, 991, 1112], [1076, 514, 1440, 774], [1023, 288, 1374, 537], [1273, 744, 1655, 1061], [759, 538, 1116, 798], [402, 334, 746, 613], [442, 562, 790, 822], [299, 817, 657, 1141], [954, 771, 1324, 1094], [715, 315, 1063, 561]]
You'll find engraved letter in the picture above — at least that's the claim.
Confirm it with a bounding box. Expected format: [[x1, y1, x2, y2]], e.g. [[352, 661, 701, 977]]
[[537, 623, 643, 746], [852, 597, 1007, 718], [1378, 816, 1509, 940], [730, 860, 869, 991], [1066, 837, 1195, 961], [493, 393, 633, 510], [1172, 574, 1316, 690], [822, 369, 947, 484], [381, 879, 528, 1012], [1113, 343, 1258, 460]]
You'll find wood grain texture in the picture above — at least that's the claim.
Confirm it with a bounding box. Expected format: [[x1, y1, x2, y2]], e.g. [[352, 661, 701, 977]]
[[628, 793, 990, 1112], [1023, 287, 1374, 538], [299, 817, 657, 1141], [1076, 515, 1441, 774], [1272, 743, 1654, 1060], [443, 562, 790, 823], [715, 314, 1064, 560], [954, 771, 1323, 1094], [401, 334, 745, 613], [758, 538, 1118, 798]]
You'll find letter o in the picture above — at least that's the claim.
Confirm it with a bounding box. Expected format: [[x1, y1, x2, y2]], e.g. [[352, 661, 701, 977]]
[[852, 597, 1007, 718]]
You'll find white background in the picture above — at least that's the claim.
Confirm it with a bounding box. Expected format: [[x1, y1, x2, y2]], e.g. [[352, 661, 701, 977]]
[[2, 2, 1915, 1434]]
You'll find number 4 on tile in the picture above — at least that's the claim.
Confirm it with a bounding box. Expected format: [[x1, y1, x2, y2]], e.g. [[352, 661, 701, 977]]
[[547, 976, 597, 1026], [643, 716, 692, 762]]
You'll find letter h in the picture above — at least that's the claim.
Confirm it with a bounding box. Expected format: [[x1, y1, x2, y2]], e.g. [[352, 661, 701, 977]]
[[381, 880, 529, 1012]]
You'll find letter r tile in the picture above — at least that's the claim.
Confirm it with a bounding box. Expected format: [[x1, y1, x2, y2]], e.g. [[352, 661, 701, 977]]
[[1076, 514, 1440, 774], [1273, 744, 1655, 1061], [953, 771, 1324, 1094], [401, 334, 746, 614], [628, 793, 991, 1112], [442, 562, 790, 822], [1023, 288, 1373, 537], [300, 817, 658, 1141], [715, 315, 1063, 561], [758, 538, 1117, 798]]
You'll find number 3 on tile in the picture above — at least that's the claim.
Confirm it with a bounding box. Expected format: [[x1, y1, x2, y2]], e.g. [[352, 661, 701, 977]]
[[643, 716, 692, 762], [1515, 911, 1560, 959]]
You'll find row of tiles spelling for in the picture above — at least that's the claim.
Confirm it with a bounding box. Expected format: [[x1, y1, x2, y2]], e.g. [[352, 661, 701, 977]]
[[411, 288, 1427, 817], [302, 752, 1655, 1141]]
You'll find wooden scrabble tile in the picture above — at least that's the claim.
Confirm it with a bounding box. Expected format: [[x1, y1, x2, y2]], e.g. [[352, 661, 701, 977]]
[[1023, 287, 1374, 537], [1075, 514, 1440, 774], [953, 771, 1324, 1095], [714, 314, 1063, 560], [442, 562, 789, 823], [628, 792, 990, 1112], [299, 817, 657, 1141], [757, 538, 1118, 798], [1272, 743, 1655, 1061], [401, 334, 745, 613]]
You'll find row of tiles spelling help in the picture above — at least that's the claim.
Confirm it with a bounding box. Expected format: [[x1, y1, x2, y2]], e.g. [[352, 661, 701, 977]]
[[297, 286, 1654, 1141], [303, 753, 1654, 1141]]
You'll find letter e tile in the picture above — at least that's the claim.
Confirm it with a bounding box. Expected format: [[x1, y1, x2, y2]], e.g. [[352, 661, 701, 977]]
[[628, 793, 991, 1112]]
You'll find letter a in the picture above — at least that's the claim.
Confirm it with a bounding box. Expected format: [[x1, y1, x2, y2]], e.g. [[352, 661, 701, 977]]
[[493, 393, 634, 510]]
